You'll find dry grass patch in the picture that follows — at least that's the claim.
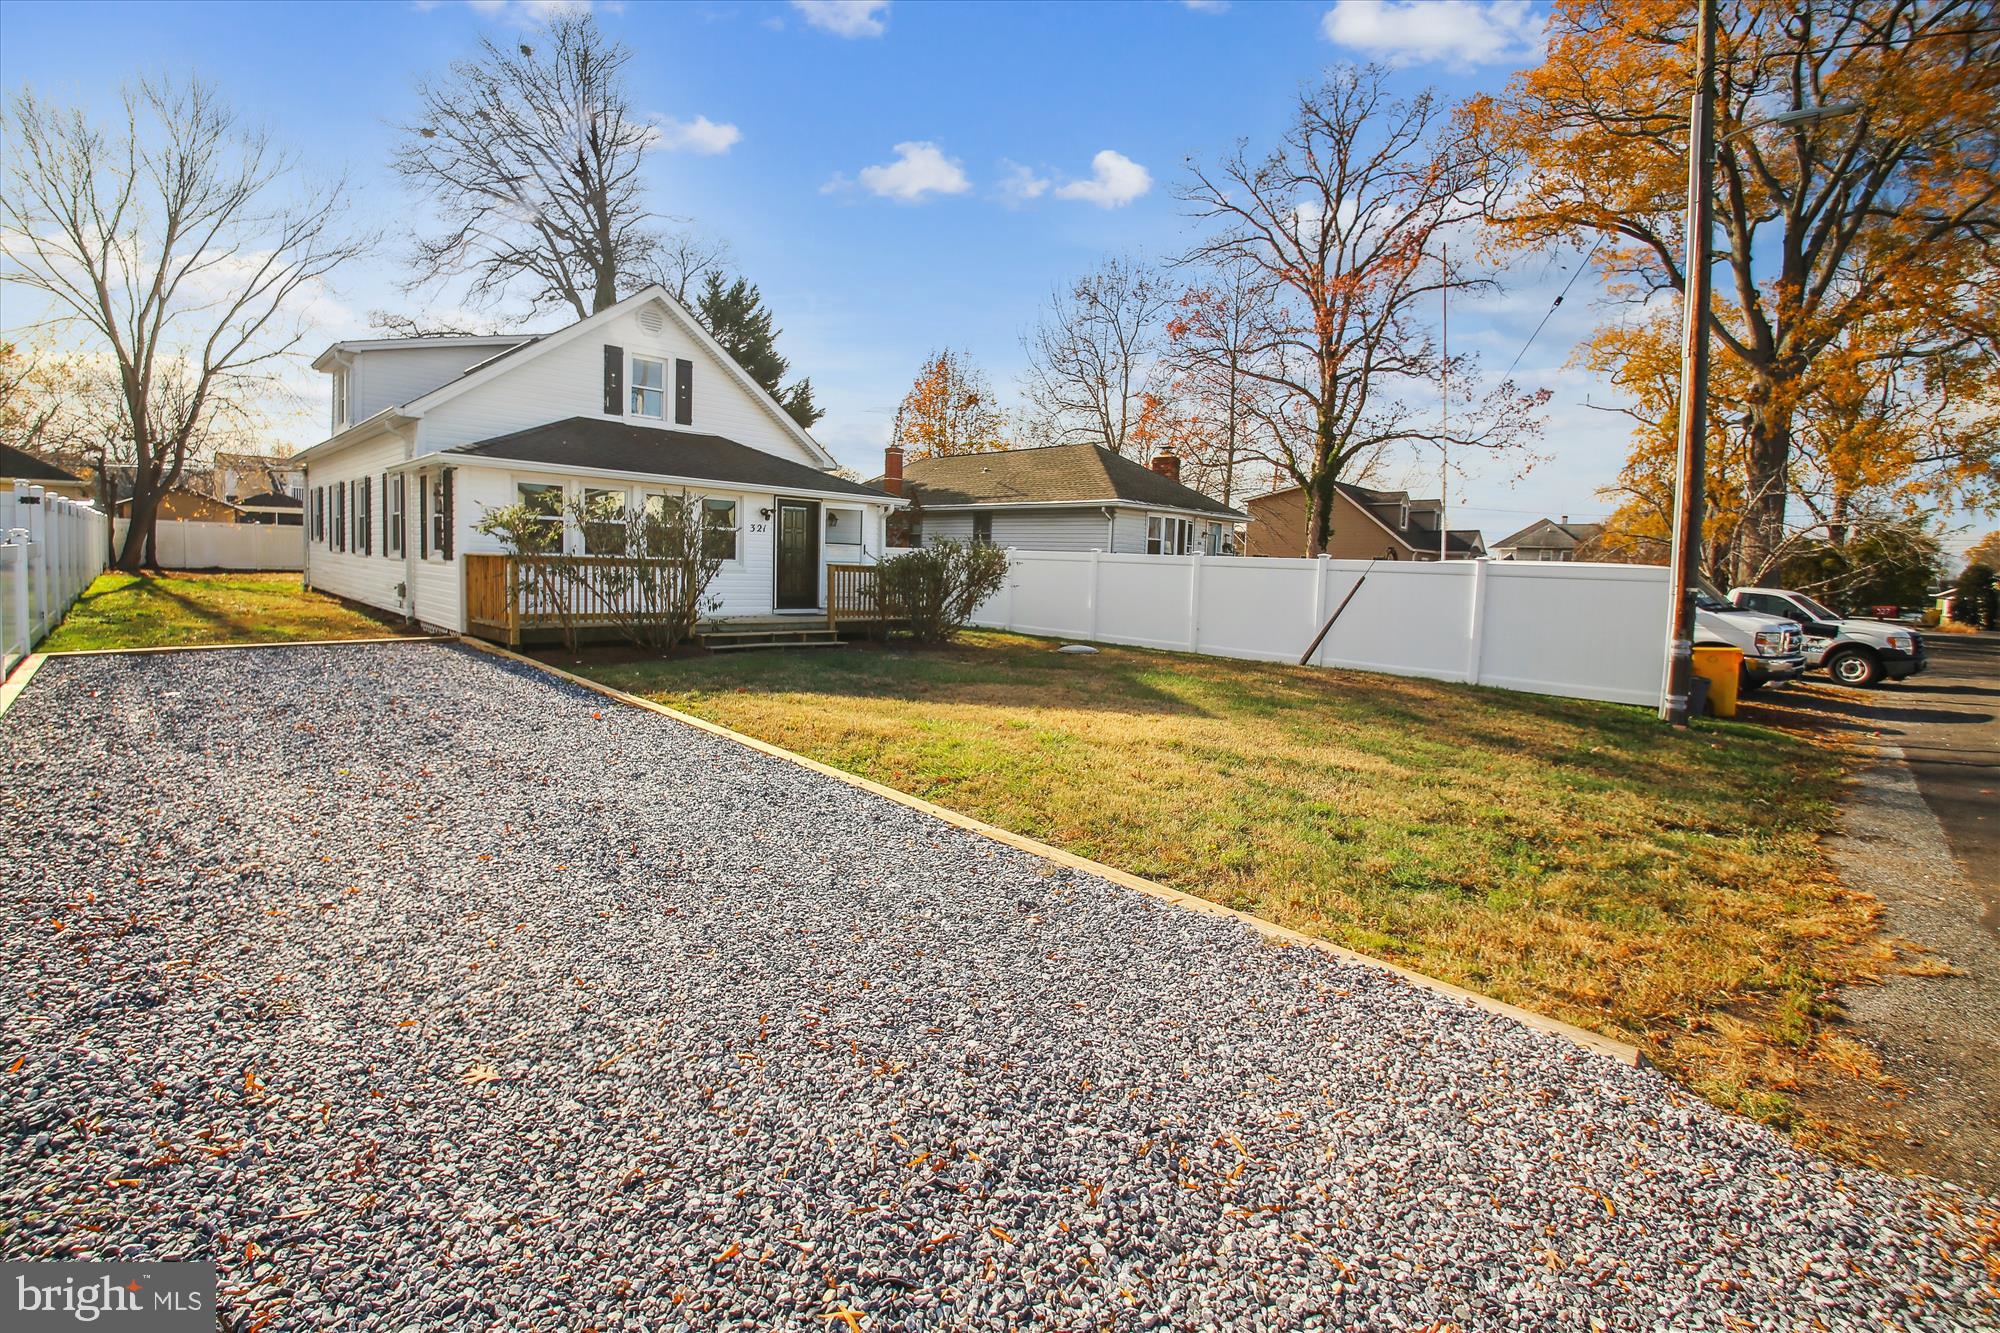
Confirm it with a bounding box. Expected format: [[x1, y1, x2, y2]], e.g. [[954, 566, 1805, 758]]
[[42, 572, 405, 653], [572, 631, 1893, 1152]]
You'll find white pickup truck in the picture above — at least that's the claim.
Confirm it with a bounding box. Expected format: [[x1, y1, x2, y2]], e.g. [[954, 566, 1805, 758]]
[[1729, 586, 1927, 687], [1694, 581, 1809, 690]]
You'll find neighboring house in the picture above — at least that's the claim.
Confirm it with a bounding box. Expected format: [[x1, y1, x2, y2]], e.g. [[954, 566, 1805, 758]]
[[1492, 516, 1607, 562], [1244, 483, 1484, 560], [294, 284, 897, 631], [115, 486, 241, 523], [236, 491, 305, 526], [873, 443, 1247, 555], [0, 443, 92, 500], [213, 450, 305, 506]]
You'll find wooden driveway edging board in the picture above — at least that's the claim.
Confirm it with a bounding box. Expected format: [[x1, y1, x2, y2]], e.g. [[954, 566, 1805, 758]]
[[458, 635, 1645, 1068], [0, 637, 449, 720]]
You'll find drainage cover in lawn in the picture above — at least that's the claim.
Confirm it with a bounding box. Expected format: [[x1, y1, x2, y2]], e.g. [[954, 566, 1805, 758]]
[[1, 642, 1991, 1330]]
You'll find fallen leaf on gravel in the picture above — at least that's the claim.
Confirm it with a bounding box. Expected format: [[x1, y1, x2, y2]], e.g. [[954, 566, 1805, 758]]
[[822, 1309, 865, 1332], [6, 1056, 23, 1073], [714, 1242, 741, 1262], [461, 1063, 502, 1085], [989, 1226, 1012, 1244]]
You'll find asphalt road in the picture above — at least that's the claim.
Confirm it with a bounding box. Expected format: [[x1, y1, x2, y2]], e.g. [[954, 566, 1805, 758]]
[[1748, 631, 2000, 1189], [1752, 632, 1999, 932]]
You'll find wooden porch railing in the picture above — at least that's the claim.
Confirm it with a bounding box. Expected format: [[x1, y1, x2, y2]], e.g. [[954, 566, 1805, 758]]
[[464, 551, 704, 646], [827, 562, 886, 632]]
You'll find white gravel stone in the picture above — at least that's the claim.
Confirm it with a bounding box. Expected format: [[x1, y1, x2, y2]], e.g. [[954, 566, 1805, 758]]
[[1, 641, 1992, 1331]]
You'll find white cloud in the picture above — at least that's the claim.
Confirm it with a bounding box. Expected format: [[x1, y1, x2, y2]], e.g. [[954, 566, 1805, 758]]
[[647, 114, 741, 155], [997, 161, 1051, 206], [1182, 0, 1230, 11], [1053, 150, 1152, 209], [447, 0, 613, 21], [791, 0, 888, 38], [846, 141, 970, 202], [1320, 0, 1543, 68]]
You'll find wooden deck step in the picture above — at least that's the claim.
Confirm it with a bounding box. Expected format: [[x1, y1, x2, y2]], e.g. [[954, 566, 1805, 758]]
[[704, 638, 847, 653], [694, 622, 844, 652]]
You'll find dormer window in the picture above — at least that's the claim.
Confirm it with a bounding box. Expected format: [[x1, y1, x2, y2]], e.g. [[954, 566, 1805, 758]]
[[631, 357, 666, 418], [331, 370, 348, 431]]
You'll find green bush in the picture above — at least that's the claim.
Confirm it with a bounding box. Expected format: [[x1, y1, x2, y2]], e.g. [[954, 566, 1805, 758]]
[[876, 541, 1009, 644]]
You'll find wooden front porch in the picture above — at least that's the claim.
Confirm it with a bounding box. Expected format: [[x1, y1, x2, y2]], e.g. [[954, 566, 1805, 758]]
[[465, 553, 894, 650]]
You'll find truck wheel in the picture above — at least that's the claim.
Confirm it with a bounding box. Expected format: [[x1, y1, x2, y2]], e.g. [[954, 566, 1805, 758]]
[[1738, 673, 1766, 694], [1828, 648, 1882, 688]]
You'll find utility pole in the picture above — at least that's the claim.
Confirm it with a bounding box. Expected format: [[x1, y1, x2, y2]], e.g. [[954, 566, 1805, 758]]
[[1660, 0, 1717, 726], [1439, 243, 1449, 562]]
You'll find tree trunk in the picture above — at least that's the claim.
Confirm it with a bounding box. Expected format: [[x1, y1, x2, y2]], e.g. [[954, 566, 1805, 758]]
[[1737, 374, 1793, 586], [114, 499, 154, 571]]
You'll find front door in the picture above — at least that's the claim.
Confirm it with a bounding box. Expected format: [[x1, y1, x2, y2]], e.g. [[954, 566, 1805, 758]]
[[774, 498, 820, 609]]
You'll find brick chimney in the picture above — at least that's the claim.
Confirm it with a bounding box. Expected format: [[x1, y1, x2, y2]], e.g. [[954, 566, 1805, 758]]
[[1148, 449, 1181, 483], [882, 442, 904, 496]]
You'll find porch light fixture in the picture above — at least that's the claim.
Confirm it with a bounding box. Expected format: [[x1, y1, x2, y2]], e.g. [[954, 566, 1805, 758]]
[[759, 506, 773, 520]]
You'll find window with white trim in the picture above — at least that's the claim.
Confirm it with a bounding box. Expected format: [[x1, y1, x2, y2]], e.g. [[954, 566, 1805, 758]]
[[581, 487, 627, 555], [331, 371, 347, 431], [516, 482, 566, 552], [701, 497, 739, 562], [630, 357, 666, 418], [332, 482, 347, 552], [1146, 514, 1194, 555], [385, 476, 405, 555]]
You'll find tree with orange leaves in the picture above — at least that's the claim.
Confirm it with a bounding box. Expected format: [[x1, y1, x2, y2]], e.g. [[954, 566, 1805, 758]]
[[1178, 66, 1548, 555], [889, 347, 1007, 461], [1473, 0, 2000, 585]]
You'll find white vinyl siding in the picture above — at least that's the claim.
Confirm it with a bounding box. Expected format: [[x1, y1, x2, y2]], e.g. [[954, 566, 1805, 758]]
[[414, 301, 822, 470], [918, 506, 1231, 555], [302, 428, 410, 619], [343, 342, 532, 423]]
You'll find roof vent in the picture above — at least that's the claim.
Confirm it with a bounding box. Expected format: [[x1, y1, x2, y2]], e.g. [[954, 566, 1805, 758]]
[[637, 306, 665, 335]]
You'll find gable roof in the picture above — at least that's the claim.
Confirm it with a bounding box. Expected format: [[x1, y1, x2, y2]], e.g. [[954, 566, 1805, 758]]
[[441, 417, 890, 500], [1494, 517, 1605, 550], [884, 444, 1246, 518], [1248, 481, 1483, 556], [0, 442, 83, 483], [393, 285, 838, 469]]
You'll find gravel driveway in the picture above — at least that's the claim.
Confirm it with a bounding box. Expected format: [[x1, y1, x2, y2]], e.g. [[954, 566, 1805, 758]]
[[3, 642, 1992, 1331]]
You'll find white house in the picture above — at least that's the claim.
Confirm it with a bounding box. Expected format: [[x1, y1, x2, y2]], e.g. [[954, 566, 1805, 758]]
[[874, 442, 1247, 555], [295, 286, 898, 636]]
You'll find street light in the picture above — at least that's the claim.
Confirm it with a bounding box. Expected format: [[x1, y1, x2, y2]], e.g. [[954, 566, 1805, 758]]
[[1658, 0, 1858, 725]]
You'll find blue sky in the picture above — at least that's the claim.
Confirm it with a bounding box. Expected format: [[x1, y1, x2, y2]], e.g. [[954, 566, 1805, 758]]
[[0, 0, 1720, 545]]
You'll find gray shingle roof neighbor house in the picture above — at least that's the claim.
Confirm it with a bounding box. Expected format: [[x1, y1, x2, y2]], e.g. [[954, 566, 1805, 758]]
[[868, 443, 1248, 557], [0, 441, 85, 484], [882, 443, 1245, 518], [1492, 516, 1607, 562]]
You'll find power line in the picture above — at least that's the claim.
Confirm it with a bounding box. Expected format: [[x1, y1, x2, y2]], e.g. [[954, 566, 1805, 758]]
[[1504, 235, 1603, 380]]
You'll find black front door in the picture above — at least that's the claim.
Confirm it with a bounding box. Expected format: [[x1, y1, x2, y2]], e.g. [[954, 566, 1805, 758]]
[[775, 499, 820, 609]]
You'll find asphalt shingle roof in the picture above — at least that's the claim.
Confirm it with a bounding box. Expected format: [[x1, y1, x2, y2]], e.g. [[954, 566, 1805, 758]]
[[0, 442, 83, 483], [885, 444, 1244, 517], [441, 417, 890, 499]]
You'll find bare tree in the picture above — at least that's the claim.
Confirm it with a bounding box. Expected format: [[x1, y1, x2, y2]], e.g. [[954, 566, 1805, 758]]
[[1017, 255, 1174, 456], [1178, 66, 1547, 554], [394, 12, 711, 320], [2, 78, 365, 571], [1164, 259, 1274, 505]]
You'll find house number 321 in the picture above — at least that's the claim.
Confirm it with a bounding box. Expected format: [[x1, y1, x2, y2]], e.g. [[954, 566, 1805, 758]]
[[747, 522, 768, 534]]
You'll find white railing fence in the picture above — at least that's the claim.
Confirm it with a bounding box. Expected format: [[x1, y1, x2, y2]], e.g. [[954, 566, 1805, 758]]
[[971, 550, 1674, 707], [110, 518, 305, 571], [2, 486, 110, 677]]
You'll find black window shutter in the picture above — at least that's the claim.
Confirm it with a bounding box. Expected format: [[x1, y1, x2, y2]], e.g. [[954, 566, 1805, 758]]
[[674, 359, 693, 425], [604, 345, 624, 415], [440, 468, 455, 560], [382, 472, 392, 554], [419, 475, 430, 559], [362, 476, 372, 555]]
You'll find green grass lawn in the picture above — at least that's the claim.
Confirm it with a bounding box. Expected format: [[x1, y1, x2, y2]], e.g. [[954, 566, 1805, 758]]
[[41, 571, 407, 652], [570, 631, 1892, 1153]]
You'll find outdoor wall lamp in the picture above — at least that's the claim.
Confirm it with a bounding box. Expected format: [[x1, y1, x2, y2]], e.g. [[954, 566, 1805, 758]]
[[758, 507, 772, 520]]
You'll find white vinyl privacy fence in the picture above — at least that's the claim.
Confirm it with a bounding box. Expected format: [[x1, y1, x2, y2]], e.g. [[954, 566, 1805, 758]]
[[971, 550, 1674, 707], [110, 518, 304, 571], [2, 486, 110, 677]]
